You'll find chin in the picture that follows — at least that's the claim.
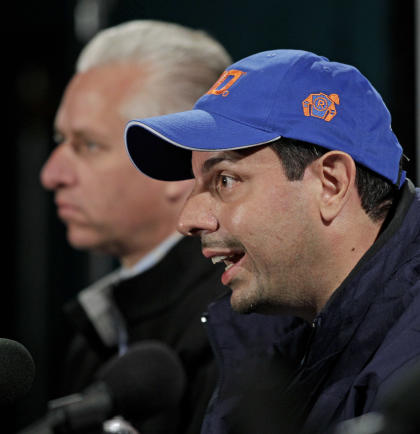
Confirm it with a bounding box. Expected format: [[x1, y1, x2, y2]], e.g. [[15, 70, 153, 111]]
[[230, 290, 281, 315], [230, 291, 260, 315], [67, 239, 94, 251], [67, 229, 99, 251]]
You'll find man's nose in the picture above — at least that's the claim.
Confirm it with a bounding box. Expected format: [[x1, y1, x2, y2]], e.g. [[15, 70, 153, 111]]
[[177, 192, 218, 236], [40, 144, 76, 190]]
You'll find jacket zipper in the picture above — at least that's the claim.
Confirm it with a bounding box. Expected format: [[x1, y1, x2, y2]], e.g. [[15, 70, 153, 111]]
[[300, 317, 320, 367]]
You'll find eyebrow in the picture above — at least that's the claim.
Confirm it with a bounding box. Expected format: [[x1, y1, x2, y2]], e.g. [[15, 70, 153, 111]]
[[201, 151, 244, 174], [53, 126, 101, 144]]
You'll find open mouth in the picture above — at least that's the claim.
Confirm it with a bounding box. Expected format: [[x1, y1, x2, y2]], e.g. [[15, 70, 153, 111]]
[[211, 253, 245, 271]]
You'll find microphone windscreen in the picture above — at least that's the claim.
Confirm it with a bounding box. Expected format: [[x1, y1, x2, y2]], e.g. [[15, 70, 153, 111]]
[[95, 340, 186, 419], [0, 339, 35, 405], [378, 360, 420, 432]]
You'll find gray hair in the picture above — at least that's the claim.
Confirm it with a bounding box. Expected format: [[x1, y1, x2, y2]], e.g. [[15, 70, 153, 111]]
[[75, 20, 232, 118]]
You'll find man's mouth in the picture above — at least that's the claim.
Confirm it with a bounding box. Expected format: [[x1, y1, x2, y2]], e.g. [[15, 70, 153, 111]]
[[211, 253, 245, 271], [201, 242, 246, 286]]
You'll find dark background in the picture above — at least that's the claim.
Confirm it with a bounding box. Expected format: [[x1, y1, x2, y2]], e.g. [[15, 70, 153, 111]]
[[1, 0, 417, 431]]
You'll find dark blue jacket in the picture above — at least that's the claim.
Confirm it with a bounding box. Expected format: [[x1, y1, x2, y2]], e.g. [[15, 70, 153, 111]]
[[201, 181, 420, 434]]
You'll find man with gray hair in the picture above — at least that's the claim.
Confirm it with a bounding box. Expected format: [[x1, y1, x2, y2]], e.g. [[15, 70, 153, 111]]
[[40, 20, 231, 433]]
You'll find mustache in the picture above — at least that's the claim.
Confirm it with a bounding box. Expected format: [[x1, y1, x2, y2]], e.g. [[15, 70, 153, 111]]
[[201, 236, 245, 251]]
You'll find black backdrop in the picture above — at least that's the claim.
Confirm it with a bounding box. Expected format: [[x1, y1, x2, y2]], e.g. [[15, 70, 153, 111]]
[[1, 0, 417, 431]]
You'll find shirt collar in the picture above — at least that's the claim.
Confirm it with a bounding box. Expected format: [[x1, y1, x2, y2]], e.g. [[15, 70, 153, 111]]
[[118, 232, 184, 280]]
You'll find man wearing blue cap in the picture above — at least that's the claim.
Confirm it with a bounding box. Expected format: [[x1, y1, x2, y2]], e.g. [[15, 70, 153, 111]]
[[125, 50, 420, 433]]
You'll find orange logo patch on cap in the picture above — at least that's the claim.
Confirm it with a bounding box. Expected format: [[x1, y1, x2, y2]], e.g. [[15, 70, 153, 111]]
[[207, 69, 246, 97], [302, 93, 340, 122]]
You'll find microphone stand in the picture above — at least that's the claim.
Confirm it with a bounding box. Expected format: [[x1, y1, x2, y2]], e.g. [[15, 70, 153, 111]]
[[103, 416, 140, 434]]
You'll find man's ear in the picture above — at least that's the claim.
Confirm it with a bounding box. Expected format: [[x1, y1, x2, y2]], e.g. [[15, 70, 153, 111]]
[[314, 151, 356, 223], [164, 179, 194, 202]]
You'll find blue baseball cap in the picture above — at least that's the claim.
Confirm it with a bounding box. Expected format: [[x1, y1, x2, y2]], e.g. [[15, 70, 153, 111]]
[[125, 49, 406, 187]]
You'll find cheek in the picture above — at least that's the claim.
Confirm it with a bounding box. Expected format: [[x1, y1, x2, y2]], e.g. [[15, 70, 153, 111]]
[[221, 201, 267, 261], [222, 202, 255, 236], [231, 186, 300, 259], [79, 165, 137, 216], [111, 169, 167, 216]]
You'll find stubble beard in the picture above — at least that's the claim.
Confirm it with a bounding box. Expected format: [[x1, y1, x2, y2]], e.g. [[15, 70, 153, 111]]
[[229, 269, 269, 315], [201, 235, 279, 315]]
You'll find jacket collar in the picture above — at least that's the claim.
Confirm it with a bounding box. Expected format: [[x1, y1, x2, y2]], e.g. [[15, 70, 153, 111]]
[[64, 236, 225, 351], [305, 180, 418, 367]]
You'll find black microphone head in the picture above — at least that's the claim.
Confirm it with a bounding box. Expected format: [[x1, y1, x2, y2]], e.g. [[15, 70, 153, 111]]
[[378, 360, 420, 433], [0, 338, 35, 405], [96, 340, 186, 420]]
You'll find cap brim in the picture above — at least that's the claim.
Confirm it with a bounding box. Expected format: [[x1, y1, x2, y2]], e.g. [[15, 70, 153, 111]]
[[125, 109, 280, 181]]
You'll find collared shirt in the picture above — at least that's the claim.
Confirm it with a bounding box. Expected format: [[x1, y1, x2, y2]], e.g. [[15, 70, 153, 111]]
[[78, 233, 184, 354], [119, 232, 184, 280]]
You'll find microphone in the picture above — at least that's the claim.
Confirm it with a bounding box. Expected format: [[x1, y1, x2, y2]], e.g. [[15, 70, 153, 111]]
[[19, 340, 186, 433], [334, 360, 420, 434], [0, 338, 35, 406], [103, 416, 140, 433]]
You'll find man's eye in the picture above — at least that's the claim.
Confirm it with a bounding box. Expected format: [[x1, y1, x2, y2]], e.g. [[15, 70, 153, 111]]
[[85, 142, 98, 151], [76, 141, 99, 153], [53, 132, 64, 145], [216, 174, 237, 191]]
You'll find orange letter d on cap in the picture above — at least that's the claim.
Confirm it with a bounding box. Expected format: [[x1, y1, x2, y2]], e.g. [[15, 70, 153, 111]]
[[207, 70, 246, 97]]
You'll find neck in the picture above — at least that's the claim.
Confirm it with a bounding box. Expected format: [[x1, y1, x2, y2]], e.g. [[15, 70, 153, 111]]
[[312, 212, 384, 316]]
